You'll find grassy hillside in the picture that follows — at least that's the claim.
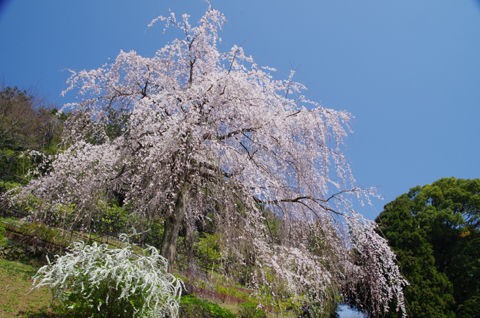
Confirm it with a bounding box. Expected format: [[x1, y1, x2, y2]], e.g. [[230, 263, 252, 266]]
[[0, 258, 54, 317]]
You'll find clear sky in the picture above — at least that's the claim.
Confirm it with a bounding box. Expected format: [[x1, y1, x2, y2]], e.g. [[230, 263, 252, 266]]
[[1, 0, 479, 220]]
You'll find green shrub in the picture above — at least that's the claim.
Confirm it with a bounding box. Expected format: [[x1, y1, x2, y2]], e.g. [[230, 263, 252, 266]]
[[458, 296, 480, 318], [33, 236, 183, 318], [17, 221, 67, 255], [194, 233, 222, 271], [214, 284, 250, 302], [0, 222, 7, 247], [180, 295, 236, 318], [0, 221, 15, 260], [95, 202, 129, 236], [0, 149, 31, 183], [238, 300, 267, 318], [0, 180, 22, 192], [142, 218, 165, 248]]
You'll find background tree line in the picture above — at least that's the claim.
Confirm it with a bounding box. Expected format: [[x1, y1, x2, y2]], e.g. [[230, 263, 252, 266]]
[[0, 86, 62, 188]]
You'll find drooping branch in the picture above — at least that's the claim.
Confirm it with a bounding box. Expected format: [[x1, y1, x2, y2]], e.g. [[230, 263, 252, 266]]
[[254, 194, 346, 217], [252, 189, 361, 221]]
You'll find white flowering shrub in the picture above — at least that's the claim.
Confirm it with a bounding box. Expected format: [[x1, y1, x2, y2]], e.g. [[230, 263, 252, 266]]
[[33, 236, 183, 318]]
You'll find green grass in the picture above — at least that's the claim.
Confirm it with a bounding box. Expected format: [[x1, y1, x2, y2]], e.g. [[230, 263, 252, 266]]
[[0, 258, 55, 317]]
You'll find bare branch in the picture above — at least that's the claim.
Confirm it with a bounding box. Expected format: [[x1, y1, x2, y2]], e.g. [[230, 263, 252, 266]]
[[216, 127, 258, 141]]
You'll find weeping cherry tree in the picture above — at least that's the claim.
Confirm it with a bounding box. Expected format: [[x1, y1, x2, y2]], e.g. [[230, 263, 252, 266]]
[[13, 7, 406, 316]]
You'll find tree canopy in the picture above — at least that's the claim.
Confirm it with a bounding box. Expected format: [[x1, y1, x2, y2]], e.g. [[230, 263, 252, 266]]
[[376, 177, 480, 317], [11, 7, 406, 316], [0, 87, 61, 186], [0, 87, 61, 152]]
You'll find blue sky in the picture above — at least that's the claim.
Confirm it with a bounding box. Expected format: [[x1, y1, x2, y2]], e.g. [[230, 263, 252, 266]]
[[0, 0, 479, 220]]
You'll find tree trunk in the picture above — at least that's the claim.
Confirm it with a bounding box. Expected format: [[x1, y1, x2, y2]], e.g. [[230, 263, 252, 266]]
[[161, 185, 188, 272]]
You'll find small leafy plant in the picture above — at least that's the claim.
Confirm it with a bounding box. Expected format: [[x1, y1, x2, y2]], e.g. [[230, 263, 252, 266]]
[[180, 295, 236, 318], [32, 235, 183, 317], [193, 233, 222, 272], [238, 300, 267, 318]]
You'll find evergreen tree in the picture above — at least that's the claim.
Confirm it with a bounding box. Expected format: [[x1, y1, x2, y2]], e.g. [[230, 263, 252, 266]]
[[376, 178, 480, 317]]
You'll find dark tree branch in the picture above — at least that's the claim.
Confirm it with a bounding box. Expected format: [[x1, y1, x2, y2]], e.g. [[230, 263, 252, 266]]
[[227, 49, 238, 75], [253, 189, 359, 217], [217, 127, 258, 141], [286, 110, 301, 118]]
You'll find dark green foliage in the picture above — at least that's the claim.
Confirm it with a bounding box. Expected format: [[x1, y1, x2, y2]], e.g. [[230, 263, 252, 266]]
[[105, 107, 129, 140], [95, 203, 129, 237], [141, 218, 165, 248], [179, 295, 236, 318], [0, 221, 7, 248], [376, 178, 480, 317], [457, 295, 480, 318], [0, 148, 31, 184], [238, 300, 267, 318]]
